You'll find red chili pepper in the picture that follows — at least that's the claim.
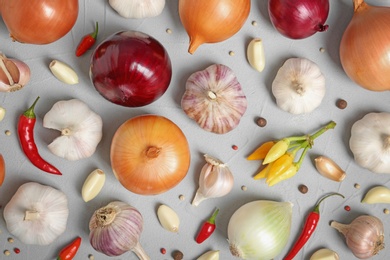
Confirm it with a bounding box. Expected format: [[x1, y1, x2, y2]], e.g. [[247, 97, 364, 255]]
[[17, 97, 62, 175], [57, 236, 82, 260], [76, 22, 98, 57], [284, 193, 344, 260], [195, 208, 219, 244]]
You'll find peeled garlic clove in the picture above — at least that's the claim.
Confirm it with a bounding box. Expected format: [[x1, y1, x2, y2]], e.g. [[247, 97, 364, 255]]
[[362, 186, 390, 204], [0, 53, 30, 92], [82, 169, 106, 202], [310, 248, 339, 260], [192, 154, 234, 206], [315, 156, 346, 182], [157, 204, 180, 233], [49, 60, 79, 85], [197, 250, 220, 260], [109, 0, 165, 19], [247, 38, 265, 72], [0, 106, 5, 121]]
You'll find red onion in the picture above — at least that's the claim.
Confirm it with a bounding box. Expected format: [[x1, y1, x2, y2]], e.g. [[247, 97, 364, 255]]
[[268, 0, 330, 39], [90, 31, 172, 107]]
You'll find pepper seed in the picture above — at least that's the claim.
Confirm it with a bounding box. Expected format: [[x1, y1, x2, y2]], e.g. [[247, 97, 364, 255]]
[[344, 205, 351, 211], [232, 145, 238, 150], [4, 130, 11, 136], [256, 117, 267, 127], [88, 254, 95, 260], [160, 248, 166, 254], [173, 250, 184, 260], [13, 248, 20, 254], [179, 194, 185, 201], [229, 51, 235, 56], [384, 208, 389, 214], [7, 238, 14, 243], [241, 185, 247, 191], [298, 184, 308, 194], [354, 183, 361, 189], [336, 99, 347, 109], [3, 250, 10, 256], [166, 28, 172, 34], [319, 47, 325, 53]]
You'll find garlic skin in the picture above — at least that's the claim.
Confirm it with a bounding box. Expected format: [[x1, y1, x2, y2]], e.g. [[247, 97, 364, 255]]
[[0, 106, 5, 121], [0, 53, 30, 92], [43, 99, 103, 161], [350, 112, 390, 174], [272, 58, 326, 114], [181, 64, 247, 134], [109, 0, 165, 19], [3, 182, 69, 245], [49, 60, 79, 85], [330, 215, 385, 259], [362, 186, 390, 204], [157, 204, 180, 233], [82, 169, 106, 202], [192, 154, 234, 206], [310, 248, 339, 260], [247, 38, 265, 72], [314, 156, 346, 182], [197, 250, 220, 260], [89, 201, 150, 259]]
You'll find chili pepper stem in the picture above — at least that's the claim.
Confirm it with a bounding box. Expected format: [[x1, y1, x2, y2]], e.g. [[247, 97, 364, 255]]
[[92, 22, 99, 39], [313, 192, 344, 213], [23, 96, 40, 118], [208, 208, 219, 224]]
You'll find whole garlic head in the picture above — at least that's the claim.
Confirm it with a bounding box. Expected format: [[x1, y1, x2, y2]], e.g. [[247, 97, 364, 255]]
[[0, 53, 30, 92], [109, 0, 165, 19], [181, 64, 247, 134], [272, 57, 326, 114], [43, 99, 103, 161], [350, 112, 390, 174]]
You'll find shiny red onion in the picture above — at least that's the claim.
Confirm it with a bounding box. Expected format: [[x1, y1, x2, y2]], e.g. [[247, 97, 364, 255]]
[[90, 31, 172, 107], [268, 0, 330, 39]]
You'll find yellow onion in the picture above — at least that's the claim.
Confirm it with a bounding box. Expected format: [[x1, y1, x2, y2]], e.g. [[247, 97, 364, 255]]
[[340, 0, 390, 91], [0, 0, 78, 44], [179, 0, 250, 54], [110, 115, 191, 195]]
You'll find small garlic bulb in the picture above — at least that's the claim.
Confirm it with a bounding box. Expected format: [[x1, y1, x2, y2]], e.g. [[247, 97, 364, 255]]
[[192, 154, 234, 206], [330, 215, 385, 259], [0, 53, 30, 92], [109, 0, 165, 19], [43, 99, 103, 161], [272, 58, 326, 114]]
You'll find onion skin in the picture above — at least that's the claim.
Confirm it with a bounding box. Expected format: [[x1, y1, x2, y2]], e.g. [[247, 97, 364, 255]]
[[110, 115, 190, 195], [90, 31, 172, 107], [268, 0, 329, 39], [0, 0, 78, 44], [340, 0, 390, 91], [179, 0, 250, 54]]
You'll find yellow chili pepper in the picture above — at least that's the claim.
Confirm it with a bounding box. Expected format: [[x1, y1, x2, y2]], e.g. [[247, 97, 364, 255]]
[[253, 162, 274, 179], [247, 141, 275, 160], [267, 164, 298, 187], [266, 153, 294, 180], [263, 138, 289, 164]]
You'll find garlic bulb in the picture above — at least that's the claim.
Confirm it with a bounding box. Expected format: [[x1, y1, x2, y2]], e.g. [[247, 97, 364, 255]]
[[314, 156, 346, 182], [3, 182, 69, 245], [81, 169, 106, 202], [349, 112, 390, 174], [330, 215, 385, 259], [157, 204, 180, 233], [361, 186, 390, 204], [247, 38, 265, 72], [192, 154, 234, 206], [49, 60, 79, 85], [0, 53, 30, 92], [272, 58, 326, 114], [181, 64, 247, 134], [89, 201, 150, 259], [109, 0, 165, 19], [43, 99, 103, 161]]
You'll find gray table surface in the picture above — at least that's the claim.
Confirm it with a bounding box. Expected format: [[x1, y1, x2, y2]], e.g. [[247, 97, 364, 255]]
[[1, 0, 390, 259]]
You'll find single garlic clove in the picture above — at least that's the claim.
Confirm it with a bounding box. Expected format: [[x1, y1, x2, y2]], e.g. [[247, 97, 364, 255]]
[[0, 53, 31, 92], [247, 38, 265, 72], [310, 248, 339, 260], [361, 186, 390, 204], [49, 60, 79, 85], [157, 204, 180, 233], [315, 156, 346, 182], [197, 250, 220, 260], [0, 106, 5, 121], [82, 169, 106, 202], [109, 0, 166, 19]]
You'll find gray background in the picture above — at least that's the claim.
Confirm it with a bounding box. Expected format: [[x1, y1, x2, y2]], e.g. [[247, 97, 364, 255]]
[[1, 0, 390, 259]]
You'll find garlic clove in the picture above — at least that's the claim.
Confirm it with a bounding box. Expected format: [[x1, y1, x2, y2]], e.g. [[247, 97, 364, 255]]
[[82, 169, 106, 202], [49, 60, 79, 85], [157, 204, 180, 233], [314, 156, 346, 182], [310, 248, 339, 260], [247, 38, 265, 72], [109, 0, 165, 19], [361, 186, 390, 204], [0, 53, 31, 92], [197, 250, 220, 260], [0, 106, 5, 121]]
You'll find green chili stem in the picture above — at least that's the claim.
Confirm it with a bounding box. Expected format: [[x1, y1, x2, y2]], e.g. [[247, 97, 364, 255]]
[[294, 146, 309, 169], [23, 96, 40, 118], [309, 121, 336, 141], [313, 193, 344, 214]]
